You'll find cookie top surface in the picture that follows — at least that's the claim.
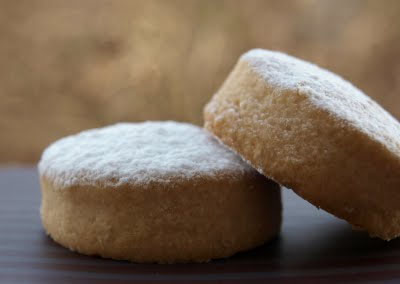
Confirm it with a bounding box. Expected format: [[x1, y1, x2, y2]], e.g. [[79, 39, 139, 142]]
[[242, 49, 400, 154], [39, 121, 253, 188]]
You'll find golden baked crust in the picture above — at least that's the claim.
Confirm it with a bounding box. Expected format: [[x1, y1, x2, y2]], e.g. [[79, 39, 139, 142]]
[[39, 122, 281, 263], [40, 173, 281, 263], [204, 49, 400, 240]]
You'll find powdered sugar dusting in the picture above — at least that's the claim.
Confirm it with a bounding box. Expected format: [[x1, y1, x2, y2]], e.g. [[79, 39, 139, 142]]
[[242, 49, 400, 154], [39, 121, 254, 188]]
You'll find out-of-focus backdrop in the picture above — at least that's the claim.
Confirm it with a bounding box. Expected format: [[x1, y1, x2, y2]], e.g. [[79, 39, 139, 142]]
[[1, 0, 399, 163]]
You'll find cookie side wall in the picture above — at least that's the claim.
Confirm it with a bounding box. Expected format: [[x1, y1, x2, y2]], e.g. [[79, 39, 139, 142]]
[[204, 59, 400, 240]]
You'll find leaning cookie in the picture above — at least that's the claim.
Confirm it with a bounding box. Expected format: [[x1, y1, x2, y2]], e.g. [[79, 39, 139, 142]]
[[204, 49, 400, 240], [38, 121, 281, 263]]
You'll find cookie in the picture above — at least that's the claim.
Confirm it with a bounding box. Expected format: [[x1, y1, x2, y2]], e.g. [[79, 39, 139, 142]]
[[204, 49, 400, 240], [39, 121, 281, 263]]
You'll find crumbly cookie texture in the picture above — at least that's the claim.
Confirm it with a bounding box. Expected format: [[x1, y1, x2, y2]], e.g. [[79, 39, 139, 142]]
[[39, 121, 282, 263], [204, 49, 400, 240]]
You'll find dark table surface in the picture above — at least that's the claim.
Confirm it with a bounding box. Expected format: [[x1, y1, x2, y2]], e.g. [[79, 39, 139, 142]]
[[1, 168, 400, 283]]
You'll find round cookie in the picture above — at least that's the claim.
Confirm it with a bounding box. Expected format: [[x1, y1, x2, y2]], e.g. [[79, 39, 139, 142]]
[[204, 49, 400, 240], [38, 121, 281, 263]]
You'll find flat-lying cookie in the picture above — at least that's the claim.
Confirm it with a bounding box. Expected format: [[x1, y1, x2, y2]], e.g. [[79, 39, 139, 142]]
[[204, 49, 400, 240], [38, 121, 281, 263]]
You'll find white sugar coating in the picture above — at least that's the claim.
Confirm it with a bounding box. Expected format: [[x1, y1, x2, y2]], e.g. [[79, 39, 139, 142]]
[[38, 121, 255, 188], [242, 49, 400, 154]]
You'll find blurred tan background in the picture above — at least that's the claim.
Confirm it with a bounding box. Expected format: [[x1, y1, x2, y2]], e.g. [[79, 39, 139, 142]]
[[1, 0, 399, 163]]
